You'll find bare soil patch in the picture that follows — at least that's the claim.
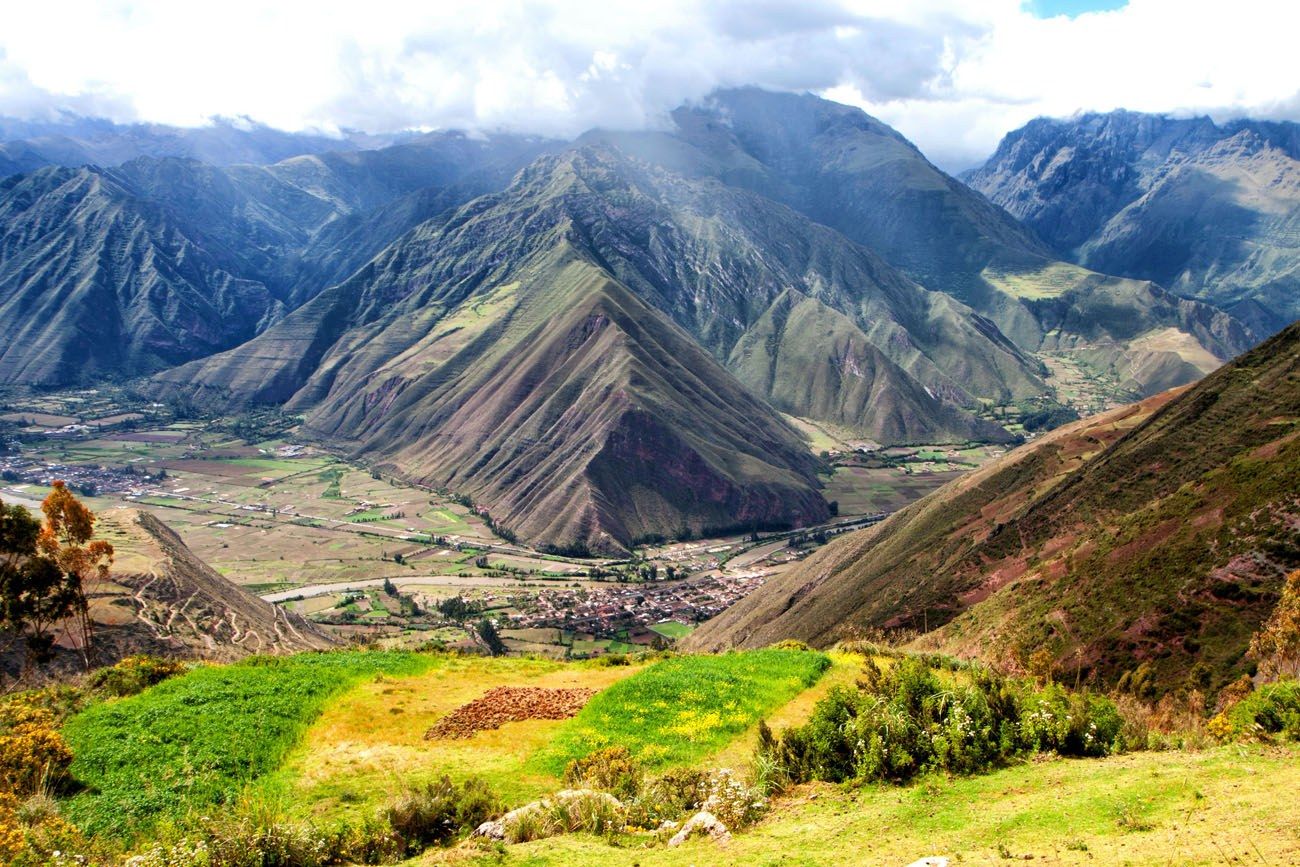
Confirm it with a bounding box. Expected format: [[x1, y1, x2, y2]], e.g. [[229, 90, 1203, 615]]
[[424, 686, 596, 739]]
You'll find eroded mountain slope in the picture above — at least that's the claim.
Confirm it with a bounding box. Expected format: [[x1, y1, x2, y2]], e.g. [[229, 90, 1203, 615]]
[[688, 322, 1300, 695]]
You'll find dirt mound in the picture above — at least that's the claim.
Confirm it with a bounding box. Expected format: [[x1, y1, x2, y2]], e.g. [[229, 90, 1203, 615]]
[[425, 686, 597, 739]]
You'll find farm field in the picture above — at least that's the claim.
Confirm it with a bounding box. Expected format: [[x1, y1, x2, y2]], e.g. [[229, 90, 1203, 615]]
[[3, 424, 572, 592], [55, 649, 838, 836], [61, 651, 438, 836], [3, 400, 1022, 658], [528, 649, 831, 773], [648, 621, 693, 639], [35, 648, 1300, 866]]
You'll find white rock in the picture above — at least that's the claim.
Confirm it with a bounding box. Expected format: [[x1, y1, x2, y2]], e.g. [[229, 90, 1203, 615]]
[[905, 858, 950, 867], [667, 810, 731, 847], [473, 820, 505, 840]]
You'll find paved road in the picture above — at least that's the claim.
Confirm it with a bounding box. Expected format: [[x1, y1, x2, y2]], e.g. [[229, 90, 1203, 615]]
[[260, 573, 637, 602]]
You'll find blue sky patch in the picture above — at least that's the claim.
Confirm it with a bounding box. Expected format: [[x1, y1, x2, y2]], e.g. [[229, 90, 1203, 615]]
[[1025, 0, 1129, 18]]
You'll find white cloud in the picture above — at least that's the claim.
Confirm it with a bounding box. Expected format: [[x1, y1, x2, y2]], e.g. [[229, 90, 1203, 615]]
[[0, 0, 1298, 169]]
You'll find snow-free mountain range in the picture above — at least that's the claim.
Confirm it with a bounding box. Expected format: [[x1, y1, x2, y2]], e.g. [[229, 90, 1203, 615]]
[[2, 89, 1293, 559]]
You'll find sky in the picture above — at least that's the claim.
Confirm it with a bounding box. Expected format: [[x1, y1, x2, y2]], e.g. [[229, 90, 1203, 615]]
[[0, 0, 1298, 170]]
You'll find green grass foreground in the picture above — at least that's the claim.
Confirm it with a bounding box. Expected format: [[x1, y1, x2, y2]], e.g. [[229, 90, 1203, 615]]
[[464, 745, 1300, 866], [528, 649, 830, 774], [60, 651, 436, 836]]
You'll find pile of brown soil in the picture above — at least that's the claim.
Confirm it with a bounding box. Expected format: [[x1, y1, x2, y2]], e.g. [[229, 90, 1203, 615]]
[[424, 686, 597, 739]]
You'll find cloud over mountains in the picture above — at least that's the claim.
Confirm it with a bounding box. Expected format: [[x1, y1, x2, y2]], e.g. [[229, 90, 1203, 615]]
[[2, 0, 1298, 168]]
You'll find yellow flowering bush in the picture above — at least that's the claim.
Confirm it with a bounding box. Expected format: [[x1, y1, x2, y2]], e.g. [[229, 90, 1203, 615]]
[[0, 698, 73, 797], [0, 793, 25, 863]]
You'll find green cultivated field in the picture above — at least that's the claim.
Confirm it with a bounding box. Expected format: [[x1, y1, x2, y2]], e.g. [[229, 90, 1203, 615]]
[[61, 651, 435, 836], [529, 649, 830, 772], [648, 621, 694, 639]]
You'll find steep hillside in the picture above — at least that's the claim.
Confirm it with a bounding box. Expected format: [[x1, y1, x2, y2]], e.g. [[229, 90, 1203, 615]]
[[165, 144, 1033, 441], [0, 135, 554, 385], [0, 508, 333, 682], [967, 110, 1300, 335], [659, 90, 1253, 396], [688, 322, 1300, 695], [161, 227, 832, 554], [0, 166, 286, 384]]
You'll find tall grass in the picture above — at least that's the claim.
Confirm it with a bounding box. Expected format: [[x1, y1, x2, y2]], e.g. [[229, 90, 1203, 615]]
[[529, 649, 829, 774], [61, 651, 436, 837]]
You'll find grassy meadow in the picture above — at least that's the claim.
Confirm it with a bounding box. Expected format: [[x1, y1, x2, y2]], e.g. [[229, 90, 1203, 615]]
[[528, 649, 831, 773], [61, 652, 437, 836], [27, 647, 1300, 865], [475, 745, 1300, 865]]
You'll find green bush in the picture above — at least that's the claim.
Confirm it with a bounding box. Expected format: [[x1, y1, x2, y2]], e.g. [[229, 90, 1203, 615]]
[[563, 746, 643, 799], [384, 775, 501, 854], [760, 656, 1124, 786], [626, 767, 711, 828], [88, 654, 188, 698], [1222, 680, 1300, 740], [129, 814, 404, 867]]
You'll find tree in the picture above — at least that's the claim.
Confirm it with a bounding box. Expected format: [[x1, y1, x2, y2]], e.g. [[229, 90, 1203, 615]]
[[37, 481, 113, 669], [476, 619, 506, 656], [0, 483, 112, 679], [1251, 569, 1300, 680]]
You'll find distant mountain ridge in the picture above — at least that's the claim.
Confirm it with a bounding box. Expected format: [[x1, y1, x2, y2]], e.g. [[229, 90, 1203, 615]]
[[966, 110, 1300, 336], [1, 89, 1278, 556], [0, 113, 409, 177], [0, 133, 556, 384]]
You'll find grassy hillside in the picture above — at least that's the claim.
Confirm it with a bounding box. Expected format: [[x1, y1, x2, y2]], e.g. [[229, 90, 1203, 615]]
[[13, 648, 1298, 865], [689, 321, 1300, 696], [61, 652, 436, 836], [471, 746, 1300, 865], [528, 650, 829, 773]]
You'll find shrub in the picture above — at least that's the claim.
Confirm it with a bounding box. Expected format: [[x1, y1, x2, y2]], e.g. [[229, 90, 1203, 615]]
[[547, 789, 625, 835], [0, 697, 73, 797], [1220, 680, 1300, 741], [134, 813, 404, 867], [0, 794, 24, 864], [89, 654, 187, 697], [563, 746, 643, 799], [502, 803, 551, 844], [759, 655, 1124, 786], [626, 768, 711, 828], [1018, 683, 1122, 758], [699, 769, 767, 829], [384, 775, 502, 854], [0, 792, 88, 867]]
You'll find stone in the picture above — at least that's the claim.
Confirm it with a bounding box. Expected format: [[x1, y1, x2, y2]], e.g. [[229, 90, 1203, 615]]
[[667, 810, 731, 847], [472, 820, 505, 840]]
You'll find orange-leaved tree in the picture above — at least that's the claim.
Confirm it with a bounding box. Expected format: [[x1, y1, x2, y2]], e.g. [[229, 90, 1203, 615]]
[[0, 482, 112, 681], [37, 481, 113, 669]]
